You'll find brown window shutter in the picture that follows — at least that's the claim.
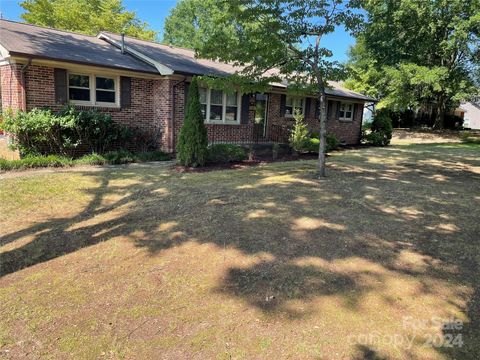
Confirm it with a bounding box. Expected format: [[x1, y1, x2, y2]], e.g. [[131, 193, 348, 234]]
[[120, 77, 131, 108], [327, 100, 333, 120], [54, 68, 68, 104], [305, 98, 311, 117], [240, 93, 250, 124], [280, 94, 286, 116], [336, 101, 341, 120]]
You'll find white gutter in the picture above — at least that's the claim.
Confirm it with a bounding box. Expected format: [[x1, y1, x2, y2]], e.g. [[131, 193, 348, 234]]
[[97, 33, 174, 76]]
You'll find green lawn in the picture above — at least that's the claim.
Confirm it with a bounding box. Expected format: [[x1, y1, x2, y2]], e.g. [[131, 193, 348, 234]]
[[1, 142, 479, 359]]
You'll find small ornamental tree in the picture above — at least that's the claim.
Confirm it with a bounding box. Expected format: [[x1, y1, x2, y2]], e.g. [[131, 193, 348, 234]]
[[289, 110, 309, 153], [176, 78, 208, 167]]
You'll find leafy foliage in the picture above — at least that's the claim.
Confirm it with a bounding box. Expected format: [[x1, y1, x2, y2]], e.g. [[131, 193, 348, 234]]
[[363, 110, 393, 146], [0, 150, 170, 171], [168, 0, 363, 176], [346, 0, 480, 128], [207, 144, 246, 163], [1, 107, 131, 156], [304, 133, 340, 153], [20, 0, 156, 40], [163, 0, 235, 49], [289, 111, 310, 153], [0, 108, 78, 156], [176, 78, 209, 167]]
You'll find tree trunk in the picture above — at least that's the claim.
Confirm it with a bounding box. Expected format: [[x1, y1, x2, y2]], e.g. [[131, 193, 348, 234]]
[[433, 95, 446, 129], [317, 89, 327, 178]]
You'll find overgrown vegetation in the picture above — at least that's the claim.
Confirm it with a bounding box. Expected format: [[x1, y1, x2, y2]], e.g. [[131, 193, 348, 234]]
[[1, 107, 131, 157], [176, 78, 209, 167], [207, 144, 246, 163], [289, 112, 339, 154], [363, 110, 393, 146], [0, 151, 170, 171], [460, 131, 480, 144]]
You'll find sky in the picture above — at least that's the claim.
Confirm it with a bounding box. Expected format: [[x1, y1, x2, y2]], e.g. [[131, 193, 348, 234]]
[[0, 0, 356, 62]]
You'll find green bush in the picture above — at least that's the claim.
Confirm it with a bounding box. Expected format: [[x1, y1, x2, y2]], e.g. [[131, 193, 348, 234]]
[[460, 131, 480, 144], [289, 111, 309, 152], [0, 155, 73, 170], [207, 144, 246, 163], [176, 78, 208, 167], [363, 110, 393, 146], [103, 150, 135, 164], [1, 108, 78, 156], [135, 151, 170, 162], [302, 133, 340, 153], [75, 153, 107, 165], [58, 106, 131, 154], [1, 106, 132, 157]]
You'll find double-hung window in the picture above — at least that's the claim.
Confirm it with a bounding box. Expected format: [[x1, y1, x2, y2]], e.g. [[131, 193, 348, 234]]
[[68, 73, 119, 107], [285, 96, 305, 117], [339, 102, 354, 121], [199, 88, 241, 124]]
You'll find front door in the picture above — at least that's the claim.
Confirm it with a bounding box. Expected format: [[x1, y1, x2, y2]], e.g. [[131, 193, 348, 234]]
[[255, 94, 268, 137]]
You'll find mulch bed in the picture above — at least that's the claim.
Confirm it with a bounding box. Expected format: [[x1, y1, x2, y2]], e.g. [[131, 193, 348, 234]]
[[174, 153, 319, 173]]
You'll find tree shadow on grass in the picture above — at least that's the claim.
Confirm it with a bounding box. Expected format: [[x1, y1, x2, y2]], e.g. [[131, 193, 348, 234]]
[[1, 143, 479, 357]]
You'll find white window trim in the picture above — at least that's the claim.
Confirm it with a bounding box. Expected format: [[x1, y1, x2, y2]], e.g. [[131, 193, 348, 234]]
[[68, 72, 120, 108], [285, 96, 306, 118], [201, 88, 242, 125], [339, 102, 354, 122]]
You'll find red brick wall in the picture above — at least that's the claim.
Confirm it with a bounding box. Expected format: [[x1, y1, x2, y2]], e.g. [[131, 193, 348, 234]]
[[0, 63, 26, 111], [1, 62, 364, 152], [267, 93, 364, 145], [172, 82, 257, 147]]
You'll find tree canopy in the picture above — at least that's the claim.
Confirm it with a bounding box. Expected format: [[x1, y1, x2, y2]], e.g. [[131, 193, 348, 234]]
[[163, 0, 235, 49], [20, 0, 157, 40], [346, 0, 480, 128], [166, 0, 363, 177]]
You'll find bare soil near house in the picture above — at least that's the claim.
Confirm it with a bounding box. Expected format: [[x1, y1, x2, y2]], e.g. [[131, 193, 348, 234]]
[[0, 141, 479, 359]]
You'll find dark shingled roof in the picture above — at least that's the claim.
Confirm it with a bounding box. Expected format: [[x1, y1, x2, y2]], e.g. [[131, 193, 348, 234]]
[[0, 19, 376, 102], [0, 19, 157, 74]]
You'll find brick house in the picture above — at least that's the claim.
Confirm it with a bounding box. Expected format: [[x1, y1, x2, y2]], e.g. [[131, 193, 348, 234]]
[[0, 20, 375, 152]]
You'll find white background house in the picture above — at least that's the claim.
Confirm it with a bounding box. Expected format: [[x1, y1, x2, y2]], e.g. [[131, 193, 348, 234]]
[[455, 101, 480, 129]]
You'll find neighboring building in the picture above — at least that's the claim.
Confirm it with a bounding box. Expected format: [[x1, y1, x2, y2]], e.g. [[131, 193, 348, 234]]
[[0, 19, 375, 152], [453, 101, 480, 129]]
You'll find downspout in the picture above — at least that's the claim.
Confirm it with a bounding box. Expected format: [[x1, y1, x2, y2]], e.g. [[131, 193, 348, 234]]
[[171, 77, 186, 152], [20, 58, 32, 111]]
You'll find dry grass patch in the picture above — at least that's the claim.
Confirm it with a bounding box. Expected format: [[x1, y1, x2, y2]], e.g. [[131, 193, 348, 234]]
[[0, 142, 479, 359]]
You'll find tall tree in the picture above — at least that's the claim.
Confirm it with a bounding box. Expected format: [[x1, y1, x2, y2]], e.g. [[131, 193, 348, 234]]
[[20, 0, 157, 40], [346, 0, 480, 128], [163, 0, 235, 49], [171, 0, 362, 177]]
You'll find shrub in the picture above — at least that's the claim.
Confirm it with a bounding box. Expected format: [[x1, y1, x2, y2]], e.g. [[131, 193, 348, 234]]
[[75, 153, 107, 165], [103, 150, 135, 164], [134, 151, 170, 162], [0, 155, 73, 171], [58, 106, 131, 154], [303, 132, 340, 153], [460, 131, 480, 144], [176, 78, 208, 167], [443, 114, 464, 130], [1, 108, 78, 156], [364, 110, 393, 146], [1, 107, 132, 157], [289, 111, 309, 152], [207, 144, 246, 163]]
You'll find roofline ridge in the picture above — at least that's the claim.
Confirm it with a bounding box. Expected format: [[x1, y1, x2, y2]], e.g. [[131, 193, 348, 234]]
[[0, 18, 102, 40]]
